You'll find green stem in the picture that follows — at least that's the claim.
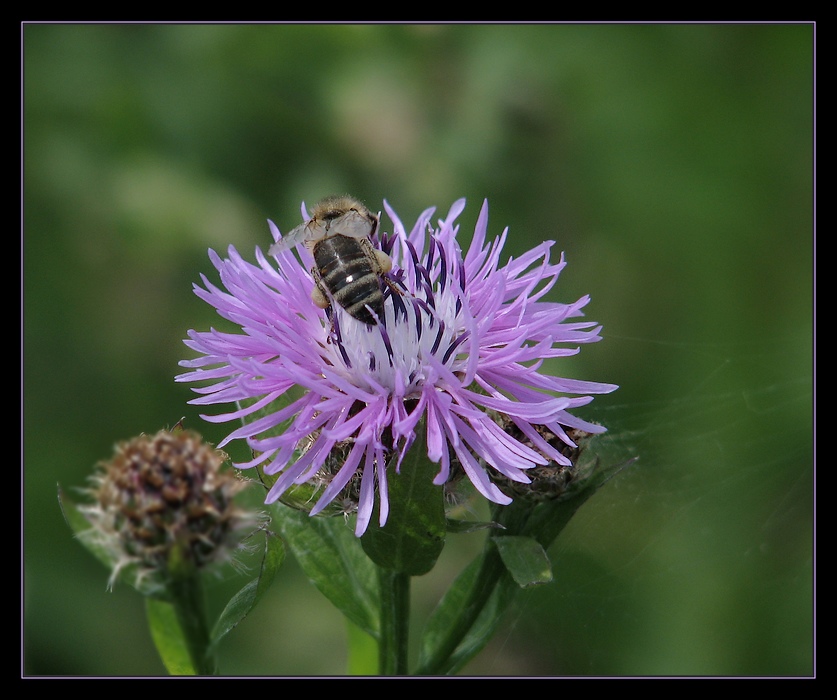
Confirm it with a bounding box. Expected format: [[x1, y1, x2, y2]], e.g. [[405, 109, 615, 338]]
[[377, 567, 411, 675], [415, 545, 506, 676], [415, 501, 532, 676], [168, 573, 217, 675]]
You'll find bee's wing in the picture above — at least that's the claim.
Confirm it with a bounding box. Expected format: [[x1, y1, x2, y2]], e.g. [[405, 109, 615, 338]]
[[268, 221, 315, 256], [330, 209, 377, 239]]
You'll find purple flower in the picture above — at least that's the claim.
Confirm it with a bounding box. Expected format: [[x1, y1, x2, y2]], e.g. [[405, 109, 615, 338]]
[[177, 198, 617, 536]]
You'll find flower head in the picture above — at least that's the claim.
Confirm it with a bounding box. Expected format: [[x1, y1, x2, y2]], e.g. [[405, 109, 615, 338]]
[[79, 427, 257, 593], [177, 198, 617, 536]]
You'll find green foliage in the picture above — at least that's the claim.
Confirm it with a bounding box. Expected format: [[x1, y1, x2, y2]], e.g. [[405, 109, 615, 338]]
[[361, 444, 447, 576], [58, 486, 114, 572], [417, 553, 519, 675], [147, 599, 198, 675], [493, 536, 553, 587], [270, 504, 381, 638], [209, 530, 285, 650]]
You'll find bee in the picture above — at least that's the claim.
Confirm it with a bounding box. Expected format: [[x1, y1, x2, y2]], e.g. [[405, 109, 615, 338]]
[[269, 195, 393, 325]]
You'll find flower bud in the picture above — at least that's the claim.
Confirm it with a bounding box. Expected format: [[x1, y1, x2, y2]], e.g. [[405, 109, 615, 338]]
[[79, 426, 258, 594], [488, 418, 595, 502]]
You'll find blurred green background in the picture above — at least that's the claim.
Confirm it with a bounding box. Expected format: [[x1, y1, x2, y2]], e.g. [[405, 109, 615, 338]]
[[23, 23, 813, 676]]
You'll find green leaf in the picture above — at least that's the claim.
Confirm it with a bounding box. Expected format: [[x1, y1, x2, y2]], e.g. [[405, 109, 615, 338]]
[[442, 576, 518, 675], [345, 619, 379, 675], [210, 529, 285, 649], [57, 484, 89, 535], [57, 484, 114, 570], [360, 444, 446, 575], [492, 535, 553, 587], [146, 598, 198, 675], [270, 503, 380, 638], [417, 553, 517, 675], [445, 518, 504, 534], [416, 442, 637, 675]]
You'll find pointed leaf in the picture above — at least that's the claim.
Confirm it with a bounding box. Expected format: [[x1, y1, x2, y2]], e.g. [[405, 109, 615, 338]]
[[442, 576, 518, 675], [492, 535, 552, 587], [210, 529, 285, 648], [57, 484, 114, 570], [418, 554, 517, 675], [445, 517, 504, 534], [417, 442, 637, 675], [271, 504, 380, 638], [361, 444, 446, 575]]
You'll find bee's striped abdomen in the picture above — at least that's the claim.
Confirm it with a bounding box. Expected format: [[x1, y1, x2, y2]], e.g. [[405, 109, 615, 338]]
[[313, 234, 384, 325]]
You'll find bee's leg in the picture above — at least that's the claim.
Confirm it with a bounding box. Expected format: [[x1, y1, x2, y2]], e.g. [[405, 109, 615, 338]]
[[360, 238, 393, 275], [374, 248, 393, 275], [310, 267, 331, 309]]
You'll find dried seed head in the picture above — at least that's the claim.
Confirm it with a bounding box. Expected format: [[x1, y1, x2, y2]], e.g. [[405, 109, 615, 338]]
[[80, 427, 258, 593]]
